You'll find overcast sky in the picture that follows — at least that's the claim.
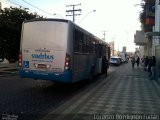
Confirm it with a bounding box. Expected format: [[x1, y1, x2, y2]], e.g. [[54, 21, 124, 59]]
[[2, 0, 142, 52]]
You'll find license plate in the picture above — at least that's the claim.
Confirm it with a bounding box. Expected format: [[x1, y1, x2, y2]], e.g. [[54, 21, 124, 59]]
[[38, 64, 46, 69]]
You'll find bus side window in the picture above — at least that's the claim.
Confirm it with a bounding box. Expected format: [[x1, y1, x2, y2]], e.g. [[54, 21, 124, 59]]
[[86, 36, 91, 53], [74, 30, 78, 52], [82, 35, 87, 53], [91, 39, 94, 53], [91, 38, 96, 54], [94, 40, 98, 54], [82, 35, 91, 54], [74, 29, 83, 53], [79, 32, 83, 53]]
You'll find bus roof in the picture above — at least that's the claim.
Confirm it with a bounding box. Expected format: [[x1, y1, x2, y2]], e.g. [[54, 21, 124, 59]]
[[24, 18, 69, 23]]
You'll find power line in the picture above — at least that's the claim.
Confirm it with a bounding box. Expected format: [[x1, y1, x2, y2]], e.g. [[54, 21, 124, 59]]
[[3, 0, 35, 14], [0, 0, 21, 8], [1, 0, 41, 17], [78, 10, 96, 24], [22, 0, 54, 16], [4, 0, 29, 10], [66, 3, 81, 22], [0, 0, 11, 7], [7, 0, 23, 8], [10, 0, 27, 8]]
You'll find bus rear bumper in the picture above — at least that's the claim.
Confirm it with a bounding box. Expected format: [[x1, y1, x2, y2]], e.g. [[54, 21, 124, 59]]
[[19, 69, 72, 83]]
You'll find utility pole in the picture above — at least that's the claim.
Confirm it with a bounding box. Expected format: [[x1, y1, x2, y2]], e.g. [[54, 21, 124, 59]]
[[102, 31, 106, 41], [113, 40, 115, 56], [66, 3, 81, 22], [0, 2, 2, 10]]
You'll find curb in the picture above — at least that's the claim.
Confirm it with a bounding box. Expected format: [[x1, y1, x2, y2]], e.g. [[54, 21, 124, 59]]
[[0, 71, 18, 77]]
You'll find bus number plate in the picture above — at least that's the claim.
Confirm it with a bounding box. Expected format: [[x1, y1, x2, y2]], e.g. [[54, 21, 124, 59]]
[[38, 64, 46, 69]]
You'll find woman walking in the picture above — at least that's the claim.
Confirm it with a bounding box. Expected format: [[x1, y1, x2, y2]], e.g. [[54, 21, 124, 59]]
[[131, 57, 135, 69]]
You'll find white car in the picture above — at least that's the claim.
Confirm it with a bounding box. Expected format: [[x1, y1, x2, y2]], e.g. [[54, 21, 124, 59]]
[[109, 56, 121, 66]]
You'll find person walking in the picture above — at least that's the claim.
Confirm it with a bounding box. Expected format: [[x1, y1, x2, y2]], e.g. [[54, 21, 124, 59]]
[[144, 56, 148, 71], [102, 56, 109, 77], [151, 56, 156, 80], [148, 56, 152, 77], [136, 56, 140, 67], [131, 57, 135, 69]]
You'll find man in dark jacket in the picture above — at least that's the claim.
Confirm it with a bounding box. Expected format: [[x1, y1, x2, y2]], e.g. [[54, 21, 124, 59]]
[[102, 56, 109, 77], [151, 56, 156, 80], [136, 56, 140, 67]]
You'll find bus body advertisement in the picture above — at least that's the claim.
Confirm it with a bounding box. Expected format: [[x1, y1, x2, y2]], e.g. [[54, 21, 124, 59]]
[[19, 19, 110, 83]]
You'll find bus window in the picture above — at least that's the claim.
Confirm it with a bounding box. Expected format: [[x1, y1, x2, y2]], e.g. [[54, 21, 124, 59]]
[[74, 29, 79, 53], [82, 35, 86, 53], [86, 36, 91, 53], [91, 39, 95, 53], [95, 40, 98, 54], [74, 29, 83, 53]]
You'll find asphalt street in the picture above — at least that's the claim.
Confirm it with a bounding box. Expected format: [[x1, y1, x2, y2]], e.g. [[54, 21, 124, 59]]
[[0, 63, 160, 120]]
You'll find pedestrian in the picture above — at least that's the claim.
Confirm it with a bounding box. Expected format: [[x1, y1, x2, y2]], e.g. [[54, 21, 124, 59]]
[[141, 58, 144, 67], [102, 56, 109, 77], [136, 56, 140, 67], [151, 56, 156, 80], [131, 57, 135, 69], [144, 56, 148, 71], [148, 56, 152, 77]]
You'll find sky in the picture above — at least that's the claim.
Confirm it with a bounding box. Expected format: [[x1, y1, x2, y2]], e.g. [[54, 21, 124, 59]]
[[2, 0, 142, 52]]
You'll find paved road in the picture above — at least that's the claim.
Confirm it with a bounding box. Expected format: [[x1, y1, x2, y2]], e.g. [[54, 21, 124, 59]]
[[42, 63, 160, 120], [1, 63, 160, 120], [0, 66, 113, 120], [0, 76, 96, 120]]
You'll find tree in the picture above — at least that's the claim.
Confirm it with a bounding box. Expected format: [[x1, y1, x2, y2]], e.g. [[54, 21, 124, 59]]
[[0, 7, 43, 62], [139, 0, 155, 31]]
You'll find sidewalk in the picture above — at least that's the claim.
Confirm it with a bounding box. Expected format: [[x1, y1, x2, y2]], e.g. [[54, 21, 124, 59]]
[[0, 63, 19, 76], [42, 62, 160, 120]]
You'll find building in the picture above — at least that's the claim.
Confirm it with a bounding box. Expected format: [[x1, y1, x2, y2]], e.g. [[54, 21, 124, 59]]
[[134, 0, 160, 80]]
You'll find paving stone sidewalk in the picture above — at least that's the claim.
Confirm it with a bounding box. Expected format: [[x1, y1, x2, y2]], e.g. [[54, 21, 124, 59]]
[[42, 63, 160, 120]]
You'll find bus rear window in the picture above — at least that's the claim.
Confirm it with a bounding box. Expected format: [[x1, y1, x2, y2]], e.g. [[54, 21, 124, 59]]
[[22, 21, 68, 50]]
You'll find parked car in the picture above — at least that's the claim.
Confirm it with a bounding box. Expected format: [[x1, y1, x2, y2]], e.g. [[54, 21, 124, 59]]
[[109, 56, 121, 66]]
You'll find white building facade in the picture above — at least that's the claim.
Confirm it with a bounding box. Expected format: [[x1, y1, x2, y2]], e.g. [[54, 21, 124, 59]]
[[134, 0, 160, 80]]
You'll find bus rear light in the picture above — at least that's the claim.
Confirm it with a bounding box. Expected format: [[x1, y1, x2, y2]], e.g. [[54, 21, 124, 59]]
[[18, 53, 22, 67], [65, 66, 69, 70], [65, 62, 69, 66], [64, 54, 71, 70]]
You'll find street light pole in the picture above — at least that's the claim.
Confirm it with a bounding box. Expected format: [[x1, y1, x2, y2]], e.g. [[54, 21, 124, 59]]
[[78, 10, 96, 24]]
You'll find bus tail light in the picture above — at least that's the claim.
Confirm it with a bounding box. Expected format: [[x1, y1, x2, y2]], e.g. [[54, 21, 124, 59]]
[[64, 54, 71, 70], [18, 52, 22, 67]]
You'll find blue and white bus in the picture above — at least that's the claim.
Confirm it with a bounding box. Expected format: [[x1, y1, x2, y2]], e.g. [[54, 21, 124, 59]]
[[19, 19, 110, 83]]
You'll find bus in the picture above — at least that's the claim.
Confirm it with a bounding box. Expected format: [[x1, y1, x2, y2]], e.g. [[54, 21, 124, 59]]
[[19, 19, 110, 83]]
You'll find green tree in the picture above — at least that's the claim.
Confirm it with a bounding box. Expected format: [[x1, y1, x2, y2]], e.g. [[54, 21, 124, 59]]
[[139, 0, 155, 31], [0, 7, 42, 62]]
